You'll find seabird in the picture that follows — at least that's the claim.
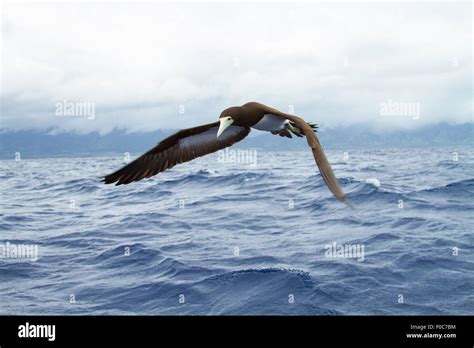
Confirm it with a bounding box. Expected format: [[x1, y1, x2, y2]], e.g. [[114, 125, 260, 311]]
[[103, 102, 349, 205]]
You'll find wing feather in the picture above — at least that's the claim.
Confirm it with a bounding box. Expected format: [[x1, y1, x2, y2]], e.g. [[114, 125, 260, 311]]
[[103, 122, 251, 185], [246, 102, 350, 205]]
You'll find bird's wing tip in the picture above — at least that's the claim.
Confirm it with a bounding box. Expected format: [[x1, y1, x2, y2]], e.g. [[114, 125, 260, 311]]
[[343, 198, 355, 210], [102, 176, 117, 185]]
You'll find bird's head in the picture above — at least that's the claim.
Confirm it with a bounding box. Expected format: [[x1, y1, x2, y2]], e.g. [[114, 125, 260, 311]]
[[217, 106, 243, 138], [217, 115, 234, 138]]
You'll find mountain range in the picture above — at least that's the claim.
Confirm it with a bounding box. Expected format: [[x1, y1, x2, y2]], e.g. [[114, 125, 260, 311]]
[[0, 123, 472, 159]]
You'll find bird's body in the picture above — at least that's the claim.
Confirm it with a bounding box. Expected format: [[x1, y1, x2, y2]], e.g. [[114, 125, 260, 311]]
[[252, 113, 288, 132], [103, 102, 350, 205]]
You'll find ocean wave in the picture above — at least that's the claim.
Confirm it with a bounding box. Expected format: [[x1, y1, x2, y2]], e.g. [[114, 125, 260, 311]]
[[154, 170, 273, 187], [415, 178, 474, 195], [355, 232, 401, 244], [1, 150, 473, 315], [39, 178, 101, 194]]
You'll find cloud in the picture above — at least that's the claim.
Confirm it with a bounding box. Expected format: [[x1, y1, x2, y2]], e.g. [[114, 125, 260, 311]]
[[1, 2, 472, 134]]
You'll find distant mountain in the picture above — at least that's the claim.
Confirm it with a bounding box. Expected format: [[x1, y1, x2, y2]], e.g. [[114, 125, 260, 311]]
[[0, 123, 472, 159], [0, 129, 174, 159]]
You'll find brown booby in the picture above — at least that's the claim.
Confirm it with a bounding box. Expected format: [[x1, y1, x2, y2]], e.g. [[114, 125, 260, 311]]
[[103, 102, 349, 205]]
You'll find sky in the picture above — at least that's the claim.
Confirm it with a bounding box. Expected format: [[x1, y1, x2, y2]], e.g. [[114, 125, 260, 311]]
[[1, 1, 472, 134]]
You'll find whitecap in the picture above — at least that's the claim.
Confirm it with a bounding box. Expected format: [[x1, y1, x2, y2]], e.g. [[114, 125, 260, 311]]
[[365, 177, 381, 188]]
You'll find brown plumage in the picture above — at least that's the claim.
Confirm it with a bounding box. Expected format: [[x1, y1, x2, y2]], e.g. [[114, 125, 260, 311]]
[[103, 123, 250, 185], [103, 102, 350, 206]]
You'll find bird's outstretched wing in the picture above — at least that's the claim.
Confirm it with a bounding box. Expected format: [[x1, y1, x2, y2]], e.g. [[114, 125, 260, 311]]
[[103, 122, 251, 185], [250, 102, 350, 206]]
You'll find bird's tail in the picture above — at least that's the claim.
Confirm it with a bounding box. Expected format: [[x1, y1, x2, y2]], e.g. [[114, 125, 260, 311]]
[[287, 121, 318, 137]]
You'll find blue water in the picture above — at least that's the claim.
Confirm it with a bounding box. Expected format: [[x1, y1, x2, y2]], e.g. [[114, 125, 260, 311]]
[[1, 147, 473, 315]]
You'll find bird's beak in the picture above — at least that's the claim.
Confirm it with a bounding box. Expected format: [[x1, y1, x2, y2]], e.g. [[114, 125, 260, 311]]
[[217, 118, 233, 138]]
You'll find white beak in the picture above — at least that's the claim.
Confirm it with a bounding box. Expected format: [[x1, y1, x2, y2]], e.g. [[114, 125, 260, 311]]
[[217, 117, 233, 138]]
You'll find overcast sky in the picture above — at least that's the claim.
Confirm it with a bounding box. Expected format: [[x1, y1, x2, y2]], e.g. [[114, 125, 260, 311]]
[[1, 1, 472, 134]]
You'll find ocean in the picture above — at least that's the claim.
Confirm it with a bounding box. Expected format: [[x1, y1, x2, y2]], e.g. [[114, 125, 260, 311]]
[[1, 147, 473, 315]]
